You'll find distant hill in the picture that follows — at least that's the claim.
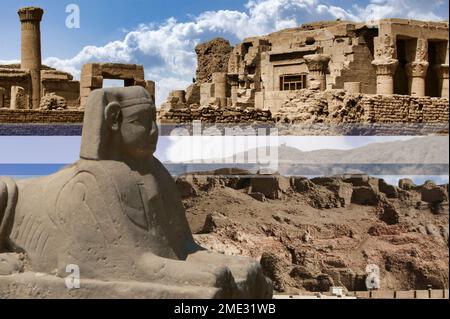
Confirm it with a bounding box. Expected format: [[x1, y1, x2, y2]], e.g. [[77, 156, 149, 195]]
[[217, 136, 449, 164]]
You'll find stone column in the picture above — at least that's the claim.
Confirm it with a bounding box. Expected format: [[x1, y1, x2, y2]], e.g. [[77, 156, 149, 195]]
[[0, 87, 6, 109], [10, 86, 27, 110], [372, 35, 398, 95], [304, 54, 331, 91], [18, 7, 44, 110], [406, 38, 428, 97], [441, 64, 449, 98], [371, 59, 398, 95], [212, 72, 227, 107], [406, 61, 429, 96], [169, 90, 186, 104], [228, 74, 239, 107]]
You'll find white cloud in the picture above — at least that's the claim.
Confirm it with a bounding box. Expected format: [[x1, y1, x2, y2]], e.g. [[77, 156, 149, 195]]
[[0, 59, 19, 65], [353, 0, 446, 22], [9, 0, 447, 105]]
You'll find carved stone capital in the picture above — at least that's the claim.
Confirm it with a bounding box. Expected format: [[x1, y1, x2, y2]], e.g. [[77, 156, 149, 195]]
[[304, 54, 331, 73], [406, 61, 429, 78], [372, 59, 399, 76], [415, 38, 428, 61], [18, 7, 44, 22]]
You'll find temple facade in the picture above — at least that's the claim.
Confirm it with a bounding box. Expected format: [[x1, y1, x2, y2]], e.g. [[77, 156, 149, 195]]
[[176, 19, 449, 113]]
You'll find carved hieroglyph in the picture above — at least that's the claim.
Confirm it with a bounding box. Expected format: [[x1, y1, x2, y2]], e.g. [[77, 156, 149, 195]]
[[0, 86, 273, 299]]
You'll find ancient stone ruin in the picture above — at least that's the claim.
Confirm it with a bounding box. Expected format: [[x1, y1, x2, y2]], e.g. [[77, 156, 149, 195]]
[[0, 86, 273, 298], [159, 19, 449, 125], [0, 7, 155, 124], [80, 63, 155, 109], [0, 7, 448, 128]]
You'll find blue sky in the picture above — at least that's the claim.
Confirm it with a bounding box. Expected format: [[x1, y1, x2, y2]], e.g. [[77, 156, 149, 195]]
[[1, 0, 449, 105]]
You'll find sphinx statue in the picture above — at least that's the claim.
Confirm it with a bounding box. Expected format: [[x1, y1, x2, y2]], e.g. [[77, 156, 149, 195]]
[[0, 86, 272, 298]]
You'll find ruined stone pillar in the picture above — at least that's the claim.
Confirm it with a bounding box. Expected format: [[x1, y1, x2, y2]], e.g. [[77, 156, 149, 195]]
[[18, 7, 44, 109], [212, 72, 227, 107], [145, 80, 156, 103], [80, 64, 103, 109], [371, 59, 398, 95], [304, 54, 331, 91], [169, 90, 186, 104], [441, 64, 449, 98], [10, 86, 27, 110], [406, 62, 429, 97], [228, 74, 239, 107], [406, 38, 428, 97], [0, 87, 6, 109]]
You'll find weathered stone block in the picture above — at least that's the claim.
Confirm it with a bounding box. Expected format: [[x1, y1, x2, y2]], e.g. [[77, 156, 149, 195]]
[[420, 182, 448, 204], [10, 86, 27, 110], [80, 75, 103, 88], [351, 186, 379, 206], [379, 179, 398, 198], [250, 175, 290, 199]]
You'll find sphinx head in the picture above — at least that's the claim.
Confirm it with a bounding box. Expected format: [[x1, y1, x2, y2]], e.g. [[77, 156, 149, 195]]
[[80, 86, 158, 161]]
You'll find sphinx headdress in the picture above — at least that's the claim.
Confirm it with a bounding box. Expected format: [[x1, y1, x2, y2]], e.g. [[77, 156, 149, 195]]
[[80, 86, 155, 160]]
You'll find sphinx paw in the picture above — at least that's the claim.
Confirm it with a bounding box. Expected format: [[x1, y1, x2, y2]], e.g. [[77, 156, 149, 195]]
[[0, 253, 25, 276]]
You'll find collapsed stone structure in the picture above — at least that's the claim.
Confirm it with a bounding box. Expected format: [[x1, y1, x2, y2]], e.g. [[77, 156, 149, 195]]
[[0, 7, 155, 115], [160, 19, 449, 122]]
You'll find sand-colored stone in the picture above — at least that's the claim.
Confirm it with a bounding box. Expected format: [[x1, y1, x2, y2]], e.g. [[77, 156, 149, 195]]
[[1, 8, 449, 123], [212, 72, 227, 107], [79, 63, 147, 109], [159, 18, 448, 117], [18, 7, 43, 110], [0, 87, 6, 108], [344, 82, 361, 93], [10, 86, 27, 110], [0, 86, 273, 299], [304, 54, 331, 91]]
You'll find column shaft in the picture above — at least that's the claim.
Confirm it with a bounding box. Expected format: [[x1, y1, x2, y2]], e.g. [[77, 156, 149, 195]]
[[441, 64, 449, 98], [212, 72, 227, 107], [372, 59, 398, 95], [18, 7, 44, 109], [407, 61, 429, 97]]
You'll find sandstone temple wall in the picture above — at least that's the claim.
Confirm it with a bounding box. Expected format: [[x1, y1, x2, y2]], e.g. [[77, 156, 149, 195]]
[[0, 69, 32, 110], [0, 109, 84, 123], [159, 89, 449, 126]]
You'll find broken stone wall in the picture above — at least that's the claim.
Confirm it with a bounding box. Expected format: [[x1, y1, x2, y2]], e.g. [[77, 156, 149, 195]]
[[41, 80, 80, 108], [41, 70, 80, 108], [195, 38, 233, 84], [159, 89, 449, 126], [0, 109, 84, 123], [158, 105, 273, 123], [0, 69, 31, 109], [330, 34, 378, 94], [274, 90, 449, 124]]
